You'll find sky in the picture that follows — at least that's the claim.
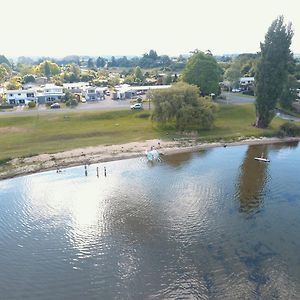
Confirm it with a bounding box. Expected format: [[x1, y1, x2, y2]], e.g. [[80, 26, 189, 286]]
[[2, 0, 300, 58]]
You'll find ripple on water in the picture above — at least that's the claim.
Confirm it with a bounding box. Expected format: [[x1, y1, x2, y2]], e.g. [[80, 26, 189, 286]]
[[1, 144, 300, 299]]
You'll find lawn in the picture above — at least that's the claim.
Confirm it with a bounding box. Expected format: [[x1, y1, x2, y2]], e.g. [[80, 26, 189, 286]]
[[197, 104, 284, 141], [0, 104, 286, 162]]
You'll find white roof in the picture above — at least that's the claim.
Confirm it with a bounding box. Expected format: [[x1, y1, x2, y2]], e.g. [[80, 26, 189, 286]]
[[116, 84, 171, 93], [240, 77, 254, 81], [63, 82, 90, 88], [44, 84, 62, 89], [6, 89, 36, 93], [84, 86, 106, 92]]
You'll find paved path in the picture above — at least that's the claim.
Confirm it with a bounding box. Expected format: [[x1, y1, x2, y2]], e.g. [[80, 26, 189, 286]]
[[216, 92, 255, 104]]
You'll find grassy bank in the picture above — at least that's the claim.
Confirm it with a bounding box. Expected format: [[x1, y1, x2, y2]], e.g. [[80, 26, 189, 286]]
[[0, 104, 285, 163]]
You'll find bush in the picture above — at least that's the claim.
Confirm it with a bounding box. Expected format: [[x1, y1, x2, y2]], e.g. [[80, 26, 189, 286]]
[[66, 99, 78, 107], [242, 90, 254, 96], [135, 112, 150, 119], [277, 122, 300, 137], [28, 101, 36, 108]]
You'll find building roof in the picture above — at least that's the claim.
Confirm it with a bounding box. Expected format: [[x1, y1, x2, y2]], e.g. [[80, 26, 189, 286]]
[[63, 82, 90, 88], [6, 89, 36, 93], [240, 77, 254, 82], [115, 84, 171, 93]]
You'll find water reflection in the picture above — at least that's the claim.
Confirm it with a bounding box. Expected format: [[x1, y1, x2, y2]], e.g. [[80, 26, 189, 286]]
[[235, 145, 269, 214], [1, 144, 300, 299], [163, 149, 209, 168], [269, 140, 299, 150]]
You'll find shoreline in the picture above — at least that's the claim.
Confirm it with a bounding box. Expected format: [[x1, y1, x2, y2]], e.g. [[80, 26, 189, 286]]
[[1, 136, 300, 181]]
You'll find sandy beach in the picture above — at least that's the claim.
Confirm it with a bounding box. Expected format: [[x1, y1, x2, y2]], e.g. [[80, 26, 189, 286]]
[[1, 136, 300, 181]]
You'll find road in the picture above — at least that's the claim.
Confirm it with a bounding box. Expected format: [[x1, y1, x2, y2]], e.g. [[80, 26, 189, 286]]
[[0, 97, 147, 117], [216, 92, 255, 104]]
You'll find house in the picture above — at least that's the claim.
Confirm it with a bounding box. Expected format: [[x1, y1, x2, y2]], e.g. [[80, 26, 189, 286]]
[[82, 87, 106, 101], [63, 82, 90, 94], [239, 77, 255, 89], [6, 89, 37, 105], [113, 84, 171, 100], [113, 84, 135, 100], [37, 84, 65, 103]]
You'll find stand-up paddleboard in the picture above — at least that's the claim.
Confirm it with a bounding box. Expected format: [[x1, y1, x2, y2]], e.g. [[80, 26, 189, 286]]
[[145, 149, 160, 161], [254, 157, 270, 162]]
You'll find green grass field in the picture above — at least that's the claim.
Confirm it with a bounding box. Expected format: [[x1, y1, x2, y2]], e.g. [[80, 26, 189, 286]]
[[0, 104, 285, 162]]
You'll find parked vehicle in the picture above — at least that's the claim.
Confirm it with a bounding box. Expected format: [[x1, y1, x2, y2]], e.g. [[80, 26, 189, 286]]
[[231, 88, 241, 93], [50, 102, 60, 109], [130, 103, 143, 110]]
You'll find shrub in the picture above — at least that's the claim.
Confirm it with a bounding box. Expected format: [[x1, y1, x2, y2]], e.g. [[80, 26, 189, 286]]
[[28, 101, 36, 108], [277, 122, 300, 137], [66, 99, 78, 107], [242, 90, 254, 96]]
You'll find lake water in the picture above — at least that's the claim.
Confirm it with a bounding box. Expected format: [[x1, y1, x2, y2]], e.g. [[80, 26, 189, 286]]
[[0, 142, 300, 299]]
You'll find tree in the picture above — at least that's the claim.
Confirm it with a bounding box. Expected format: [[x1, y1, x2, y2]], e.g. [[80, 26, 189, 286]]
[[134, 66, 144, 82], [255, 16, 293, 128], [61, 64, 81, 83], [148, 50, 158, 60], [87, 58, 95, 69], [279, 74, 298, 108], [96, 56, 106, 68], [109, 56, 117, 67], [224, 61, 242, 89], [0, 55, 11, 67], [162, 74, 172, 85], [6, 76, 22, 90], [36, 60, 60, 78], [182, 51, 221, 95], [23, 74, 36, 84], [148, 82, 215, 130], [16, 63, 35, 76], [0, 65, 9, 83], [44, 61, 51, 78]]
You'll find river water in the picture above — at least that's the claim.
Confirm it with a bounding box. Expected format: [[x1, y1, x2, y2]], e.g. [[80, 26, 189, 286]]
[[0, 142, 300, 299]]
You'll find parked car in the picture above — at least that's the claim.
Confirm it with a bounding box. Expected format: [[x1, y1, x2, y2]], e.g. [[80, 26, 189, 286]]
[[130, 103, 143, 110], [81, 98, 87, 103], [50, 102, 60, 109], [231, 88, 241, 93]]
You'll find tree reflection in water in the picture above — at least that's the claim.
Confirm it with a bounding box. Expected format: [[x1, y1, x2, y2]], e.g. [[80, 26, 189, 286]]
[[236, 145, 269, 215], [163, 149, 209, 168]]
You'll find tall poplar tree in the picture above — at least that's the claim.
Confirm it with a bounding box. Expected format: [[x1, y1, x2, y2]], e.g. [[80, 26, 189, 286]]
[[255, 16, 293, 128]]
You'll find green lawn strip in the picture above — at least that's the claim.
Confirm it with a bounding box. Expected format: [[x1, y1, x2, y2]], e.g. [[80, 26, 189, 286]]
[[0, 110, 160, 161], [0, 104, 287, 164]]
